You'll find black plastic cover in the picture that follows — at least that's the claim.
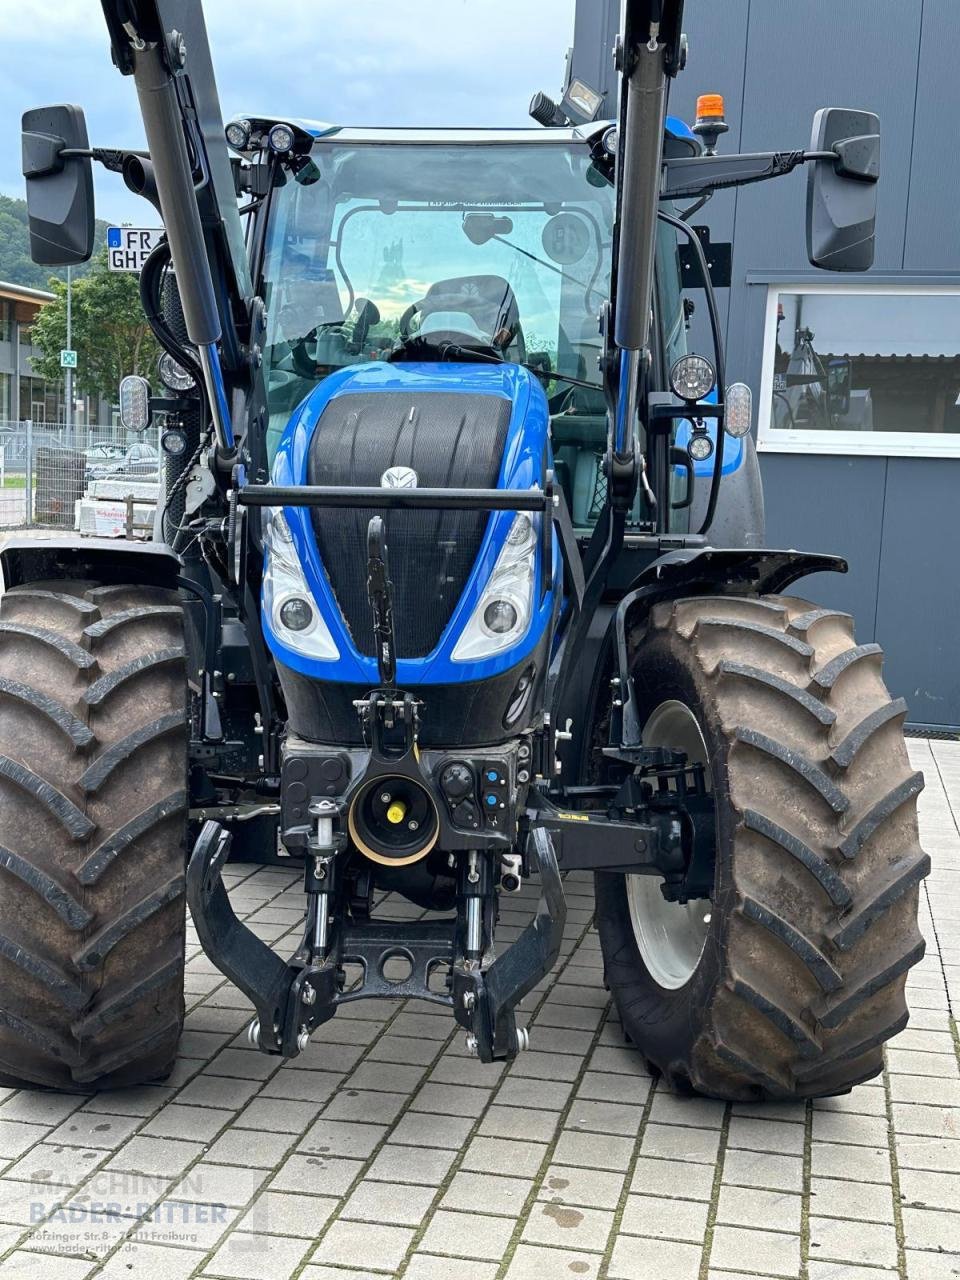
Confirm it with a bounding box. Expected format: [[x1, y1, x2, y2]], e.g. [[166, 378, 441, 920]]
[[21, 105, 95, 266], [307, 391, 510, 658]]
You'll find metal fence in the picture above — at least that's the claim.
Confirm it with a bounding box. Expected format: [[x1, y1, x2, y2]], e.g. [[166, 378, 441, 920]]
[[0, 420, 162, 534]]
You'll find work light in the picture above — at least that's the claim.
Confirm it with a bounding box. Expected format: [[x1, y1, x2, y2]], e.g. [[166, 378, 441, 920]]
[[688, 430, 714, 462], [225, 119, 251, 150], [268, 123, 296, 154], [563, 78, 604, 122]]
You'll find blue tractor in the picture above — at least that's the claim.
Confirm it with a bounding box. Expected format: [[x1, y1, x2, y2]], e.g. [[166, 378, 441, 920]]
[[0, 0, 927, 1101]]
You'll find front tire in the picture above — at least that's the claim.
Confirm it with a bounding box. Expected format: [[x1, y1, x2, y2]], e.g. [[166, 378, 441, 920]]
[[595, 593, 928, 1101], [0, 579, 189, 1090]]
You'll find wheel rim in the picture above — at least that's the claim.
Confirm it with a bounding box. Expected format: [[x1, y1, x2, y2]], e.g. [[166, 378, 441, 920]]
[[626, 699, 714, 991]]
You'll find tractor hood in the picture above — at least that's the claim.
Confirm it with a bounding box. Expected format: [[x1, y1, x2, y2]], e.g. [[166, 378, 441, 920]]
[[264, 361, 559, 687]]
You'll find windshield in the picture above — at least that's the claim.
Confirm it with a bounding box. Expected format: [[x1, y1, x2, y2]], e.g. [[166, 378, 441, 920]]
[[261, 140, 614, 453]]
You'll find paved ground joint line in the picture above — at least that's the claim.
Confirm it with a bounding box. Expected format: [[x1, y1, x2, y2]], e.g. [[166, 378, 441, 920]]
[[489, 967, 614, 1280], [881, 1061, 909, 1280], [922, 749, 956, 1021], [596, 1069, 660, 1280], [799, 1096, 813, 1280], [696, 1100, 732, 1280]]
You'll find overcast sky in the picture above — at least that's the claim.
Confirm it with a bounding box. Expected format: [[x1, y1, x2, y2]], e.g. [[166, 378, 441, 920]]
[[1, 0, 577, 227]]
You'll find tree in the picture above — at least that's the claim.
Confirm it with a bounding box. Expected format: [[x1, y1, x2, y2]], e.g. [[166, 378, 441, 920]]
[[0, 195, 108, 290], [29, 249, 160, 404]]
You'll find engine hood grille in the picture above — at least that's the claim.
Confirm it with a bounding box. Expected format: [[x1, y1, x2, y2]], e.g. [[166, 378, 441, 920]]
[[306, 390, 511, 658]]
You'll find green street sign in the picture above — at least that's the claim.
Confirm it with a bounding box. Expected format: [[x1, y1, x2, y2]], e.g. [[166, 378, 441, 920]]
[[60, 350, 78, 369]]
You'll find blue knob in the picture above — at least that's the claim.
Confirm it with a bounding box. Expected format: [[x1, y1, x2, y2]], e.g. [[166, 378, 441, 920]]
[[485, 794, 498, 807], [486, 770, 498, 783]]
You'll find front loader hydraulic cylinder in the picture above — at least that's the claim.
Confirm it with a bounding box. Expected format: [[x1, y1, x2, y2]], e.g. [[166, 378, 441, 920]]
[[613, 30, 669, 354], [122, 28, 235, 452]]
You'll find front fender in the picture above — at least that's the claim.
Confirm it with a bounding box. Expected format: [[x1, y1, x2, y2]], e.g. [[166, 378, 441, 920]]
[[624, 547, 846, 606], [0, 537, 182, 591], [610, 547, 847, 748]]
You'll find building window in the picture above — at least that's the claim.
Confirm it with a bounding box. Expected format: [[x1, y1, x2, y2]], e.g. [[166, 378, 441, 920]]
[[758, 285, 960, 457]]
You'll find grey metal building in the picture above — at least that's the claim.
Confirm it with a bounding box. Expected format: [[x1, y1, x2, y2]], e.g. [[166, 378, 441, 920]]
[[570, 0, 960, 731]]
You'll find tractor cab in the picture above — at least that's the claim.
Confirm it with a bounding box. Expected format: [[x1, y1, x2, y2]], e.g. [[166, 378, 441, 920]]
[[254, 119, 711, 536]]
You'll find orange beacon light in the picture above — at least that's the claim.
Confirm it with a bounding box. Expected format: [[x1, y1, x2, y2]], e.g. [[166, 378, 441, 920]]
[[693, 94, 730, 155]]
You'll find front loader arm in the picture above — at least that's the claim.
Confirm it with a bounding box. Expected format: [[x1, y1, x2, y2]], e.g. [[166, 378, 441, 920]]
[[605, 0, 685, 510], [99, 0, 264, 457]]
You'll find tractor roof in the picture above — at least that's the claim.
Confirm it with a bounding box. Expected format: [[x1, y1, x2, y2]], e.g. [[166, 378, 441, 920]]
[[226, 116, 699, 158]]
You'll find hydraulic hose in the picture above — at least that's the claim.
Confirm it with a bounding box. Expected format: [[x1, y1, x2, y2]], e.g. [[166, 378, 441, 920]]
[[657, 209, 727, 537]]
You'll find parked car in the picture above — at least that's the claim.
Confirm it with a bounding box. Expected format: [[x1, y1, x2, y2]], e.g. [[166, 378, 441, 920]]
[[84, 442, 126, 463], [86, 441, 159, 482]]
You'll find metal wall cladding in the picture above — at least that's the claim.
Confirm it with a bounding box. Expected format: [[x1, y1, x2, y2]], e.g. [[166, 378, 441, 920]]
[[662, 0, 959, 726]]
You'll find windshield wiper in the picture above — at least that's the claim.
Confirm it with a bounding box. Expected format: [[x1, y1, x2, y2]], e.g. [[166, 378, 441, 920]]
[[436, 343, 601, 392], [490, 235, 588, 291]]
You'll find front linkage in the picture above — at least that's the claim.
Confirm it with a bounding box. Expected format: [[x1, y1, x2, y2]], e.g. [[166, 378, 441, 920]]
[[185, 718, 714, 1064], [185, 513, 717, 1066], [186, 681, 570, 1065]]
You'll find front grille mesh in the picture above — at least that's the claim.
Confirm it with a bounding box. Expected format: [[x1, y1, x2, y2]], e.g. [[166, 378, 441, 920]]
[[307, 390, 511, 658]]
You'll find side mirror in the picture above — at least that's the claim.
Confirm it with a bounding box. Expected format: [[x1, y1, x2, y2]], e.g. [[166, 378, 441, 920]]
[[806, 108, 880, 272], [21, 105, 95, 266], [826, 357, 853, 418]]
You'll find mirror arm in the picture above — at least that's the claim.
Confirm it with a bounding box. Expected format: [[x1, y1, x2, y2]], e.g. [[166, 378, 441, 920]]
[[60, 146, 150, 174], [663, 148, 846, 200]]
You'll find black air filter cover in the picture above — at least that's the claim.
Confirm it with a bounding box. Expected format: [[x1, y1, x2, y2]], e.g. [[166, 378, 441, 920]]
[[307, 390, 511, 658]]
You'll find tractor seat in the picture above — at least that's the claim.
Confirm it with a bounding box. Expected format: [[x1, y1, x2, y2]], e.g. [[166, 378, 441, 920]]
[[398, 275, 521, 355]]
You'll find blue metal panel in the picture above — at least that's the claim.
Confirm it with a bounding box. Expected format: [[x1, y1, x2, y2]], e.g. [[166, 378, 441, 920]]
[[265, 361, 559, 686]]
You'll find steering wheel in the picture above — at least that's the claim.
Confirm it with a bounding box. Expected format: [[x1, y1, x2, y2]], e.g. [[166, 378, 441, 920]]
[[287, 297, 382, 378], [397, 275, 524, 358]]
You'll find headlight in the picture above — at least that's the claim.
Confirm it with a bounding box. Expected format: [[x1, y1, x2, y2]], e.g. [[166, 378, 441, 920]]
[[452, 512, 537, 663], [671, 355, 716, 403], [263, 509, 339, 661], [158, 351, 196, 392]]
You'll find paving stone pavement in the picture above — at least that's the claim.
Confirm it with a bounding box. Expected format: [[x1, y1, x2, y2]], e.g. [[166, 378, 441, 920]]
[[0, 737, 957, 1278]]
